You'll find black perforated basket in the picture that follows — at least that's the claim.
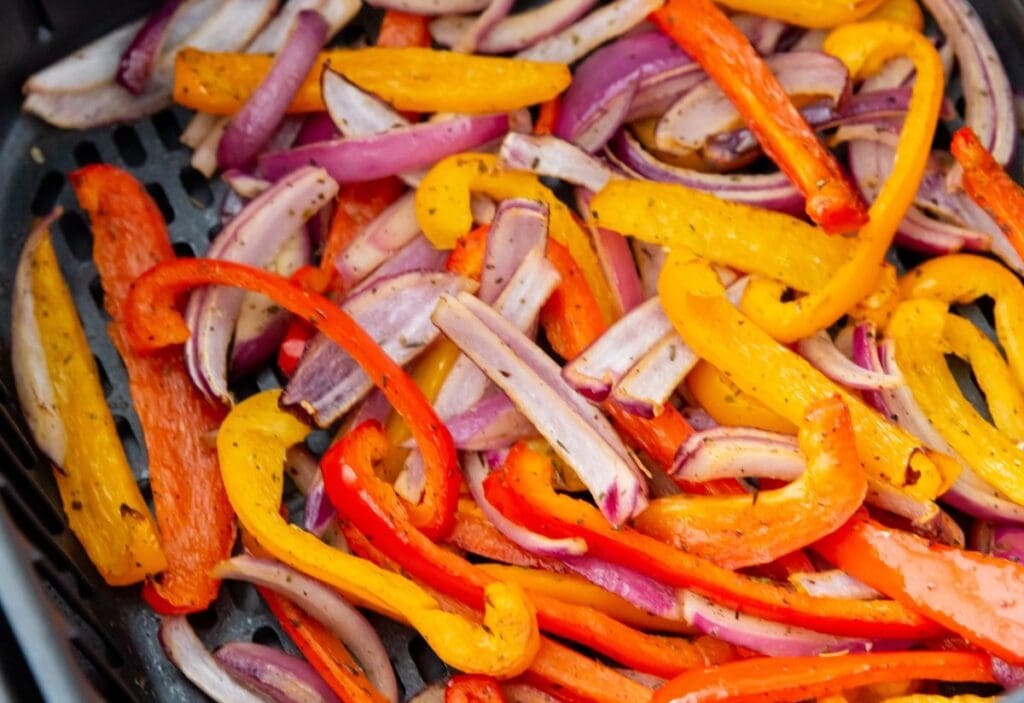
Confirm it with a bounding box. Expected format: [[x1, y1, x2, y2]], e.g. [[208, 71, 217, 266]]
[[1, 2, 1024, 701]]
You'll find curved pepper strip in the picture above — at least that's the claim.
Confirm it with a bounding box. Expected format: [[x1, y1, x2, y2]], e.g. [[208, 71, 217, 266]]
[[943, 314, 1024, 441], [633, 396, 867, 569], [15, 222, 164, 585], [865, 0, 924, 31], [447, 676, 506, 703], [657, 250, 955, 500], [901, 254, 1024, 392], [72, 164, 233, 614], [651, 652, 994, 703], [887, 299, 1024, 505], [650, 1, 869, 233], [815, 512, 1024, 663], [322, 421, 734, 679], [882, 697, 994, 703], [122, 259, 459, 540], [483, 443, 942, 639], [173, 47, 571, 115], [415, 154, 617, 323], [736, 21, 944, 342], [685, 362, 797, 434], [214, 391, 537, 677], [448, 499, 560, 570], [951, 126, 1024, 263], [713, 0, 885, 28]]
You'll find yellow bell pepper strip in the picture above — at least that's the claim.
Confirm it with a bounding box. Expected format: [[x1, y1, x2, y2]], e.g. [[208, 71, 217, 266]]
[[416, 154, 616, 323], [865, 0, 924, 31], [650, 1, 869, 233], [657, 249, 955, 500], [883, 697, 994, 703], [943, 314, 1024, 441], [851, 262, 902, 330], [713, 0, 885, 28], [887, 298, 1024, 505], [815, 511, 1024, 663], [685, 362, 798, 435], [214, 390, 537, 677], [122, 259, 460, 541], [173, 47, 570, 115], [322, 421, 734, 678], [477, 564, 696, 636], [737, 21, 944, 342], [951, 126, 1024, 263], [483, 443, 942, 639], [12, 221, 164, 585], [633, 396, 867, 569], [900, 254, 1024, 391], [651, 652, 994, 703]]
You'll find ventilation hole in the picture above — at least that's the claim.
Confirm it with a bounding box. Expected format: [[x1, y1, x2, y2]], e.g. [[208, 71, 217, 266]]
[[58, 210, 93, 261], [0, 462, 64, 534], [227, 579, 260, 612], [87, 276, 110, 322], [408, 634, 448, 685], [187, 607, 220, 632], [305, 429, 332, 457], [73, 141, 103, 167], [954, 95, 967, 117], [0, 598, 45, 701], [112, 126, 147, 167], [152, 109, 183, 151], [0, 485, 75, 573], [179, 167, 214, 209], [256, 366, 282, 392], [26, 0, 53, 41], [34, 560, 104, 638], [145, 183, 175, 224], [172, 241, 195, 259], [252, 625, 283, 648], [31, 171, 64, 216], [232, 374, 261, 403], [92, 356, 113, 398], [208, 223, 224, 242], [113, 416, 143, 472]]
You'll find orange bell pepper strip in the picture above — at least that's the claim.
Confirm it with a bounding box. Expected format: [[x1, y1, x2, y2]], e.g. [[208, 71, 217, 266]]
[[447, 676, 507, 703], [483, 444, 941, 639], [173, 47, 571, 115], [322, 421, 735, 678], [534, 98, 561, 136], [259, 586, 387, 703], [951, 126, 1024, 263], [650, 0, 869, 233], [634, 396, 867, 569], [12, 219, 164, 586], [713, 0, 886, 28], [121, 259, 459, 539], [446, 224, 491, 281], [815, 512, 1024, 663], [685, 362, 798, 435], [71, 165, 232, 613], [448, 499, 562, 570], [377, 10, 431, 48], [651, 652, 994, 703]]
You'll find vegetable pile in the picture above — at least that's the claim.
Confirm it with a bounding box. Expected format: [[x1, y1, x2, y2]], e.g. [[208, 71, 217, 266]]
[[13, 0, 1024, 701]]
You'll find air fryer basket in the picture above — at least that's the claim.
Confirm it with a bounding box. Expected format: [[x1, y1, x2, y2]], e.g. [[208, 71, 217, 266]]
[[1, 1, 1024, 701]]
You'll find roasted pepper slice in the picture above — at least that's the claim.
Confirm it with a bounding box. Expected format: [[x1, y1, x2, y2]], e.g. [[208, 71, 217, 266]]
[[651, 0, 869, 232], [887, 298, 1024, 505], [377, 10, 431, 48], [652, 652, 993, 703], [815, 512, 1024, 663], [714, 0, 885, 28], [634, 396, 867, 569], [483, 443, 941, 639], [951, 126, 1024, 263], [173, 47, 571, 115], [321, 421, 733, 678], [447, 675, 506, 703], [72, 164, 233, 614], [122, 258, 460, 540], [12, 220, 164, 585], [685, 362, 798, 435]]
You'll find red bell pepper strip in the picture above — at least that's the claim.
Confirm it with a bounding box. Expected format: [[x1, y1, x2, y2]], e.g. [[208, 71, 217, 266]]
[[483, 445, 941, 639], [377, 10, 431, 48], [121, 258, 460, 541], [814, 512, 1024, 664], [322, 420, 736, 678], [277, 265, 332, 378], [447, 676, 507, 703], [446, 224, 491, 281], [951, 126, 1024, 263], [534, 98, 561, 136], [651, 651, 994, 703], [71, 165, 234, 614], [649, 0, 868, 233], [259, 585, 388, 703]]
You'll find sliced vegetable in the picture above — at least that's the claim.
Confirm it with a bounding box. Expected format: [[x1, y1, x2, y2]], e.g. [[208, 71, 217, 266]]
[[215, 642, 344, 703], [713, 0, 884, 28], [446, 676, 506, 703], [159, 617, 266, 702], [429, 0, 598, 54]]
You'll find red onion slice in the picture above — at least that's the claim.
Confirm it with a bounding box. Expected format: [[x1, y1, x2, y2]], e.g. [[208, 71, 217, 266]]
[[24, 19, 145, 94], [212, 556, 399, 703], [432, 292, 647, 525], [348, 235, 448, 297], [430, 0, 598, 54], [322, 70, 409, 138], [673, 427, 802, 483], [515, 0, 665, 64], [682, 592, 911, 656], [117, 0, 187, 94], [443, 393, 537, 451], [159, 617, 268, 703], [452, 0, 516, 53], [366, 0, 491, 13], [729, 13, 790, 55], [219, 10, 328, 171], [788, 570, 883, 600], [185, 167, 338, 403], [498, 134, 611, 193], [259, 113, 510, 183], [610, 333, 698, 419], [216, 642, 342, 703], [223, 170, 272, 199], [559, 554, 682, 618], [796, 331, 903, 391], [993, 657, 1024, 691], [990, 525, 1024, 563], [334, 192, 420, 289], [632, 241, 667, 301], [281, 272, 476, 426]]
